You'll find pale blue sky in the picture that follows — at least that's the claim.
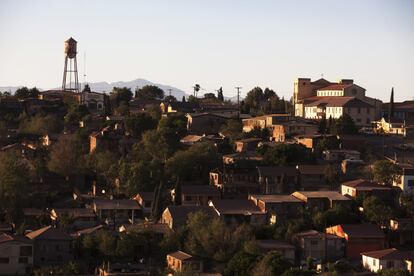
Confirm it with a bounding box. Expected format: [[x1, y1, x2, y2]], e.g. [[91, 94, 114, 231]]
[[0, 0, 413, 101]]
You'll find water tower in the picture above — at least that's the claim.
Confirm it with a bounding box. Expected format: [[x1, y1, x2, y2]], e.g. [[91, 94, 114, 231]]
[[62, 37, 80, 92]]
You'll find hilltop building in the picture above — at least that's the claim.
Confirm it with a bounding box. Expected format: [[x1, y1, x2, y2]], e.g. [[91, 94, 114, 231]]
[[293, 78, 382, 126]]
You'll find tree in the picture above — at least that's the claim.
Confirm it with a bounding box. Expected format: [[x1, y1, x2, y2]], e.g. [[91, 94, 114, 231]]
[[262, 143, 311, 166], [164, 95, 177, 102], [89, 150, 119, 186], [82, 84, 91, 92], [0, 150, 31, 223], [252, 251, 292, 276], [65, 104, 90, 124], [135, 85, 165, 100], [166, 143, 219, 183], [244, 87, 264, 114], [48, 134, 85, 177], [112, 87, 133, 105], [331, 114, 358, 135], [217, 87, 224, 102], [373, 160, 402, 185], [220, 119, 243, 140], [318, 117, 327, 134], [19, 114, 63, 135], [157, 113, 187, 152], [185, 211, 253, 262], [14, 87, 39, 99], [203, 93, 216, 100], [363, 196, 393, 225], [225, 250, 260, 276], [124, 113, 157, 138]]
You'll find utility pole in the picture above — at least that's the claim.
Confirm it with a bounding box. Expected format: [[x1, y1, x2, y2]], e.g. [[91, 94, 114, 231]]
[[167, 88, 172, 97], [235, 86, 242, 119]]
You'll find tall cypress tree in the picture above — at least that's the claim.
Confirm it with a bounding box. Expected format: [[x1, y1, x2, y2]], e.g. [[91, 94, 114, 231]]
[[389, 87, 394, 121]]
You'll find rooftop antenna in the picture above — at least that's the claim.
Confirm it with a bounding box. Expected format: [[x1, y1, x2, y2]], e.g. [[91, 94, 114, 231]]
[[235, 86, 242, 119], [168, 88, 172, 97], [83, 52, 87, 90]]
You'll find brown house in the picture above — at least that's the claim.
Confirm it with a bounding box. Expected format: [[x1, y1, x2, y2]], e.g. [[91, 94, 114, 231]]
[[272, 121, 318, 142], [257, 166, 299, 194], [326, 224, 386, 259], [296, 134, 337, 151], [172, 185, 221, 206], [186, 113, 229, 135], [209, 167, 259, 196], [256, 240, 296, 263], [160, 205, 215, 230], [50, 208, 97, 230], [0, 233, 33, 275], [249, 194, 304, 224], [293, 230, 344, 262], [234, 138, 262, 153], [341, 179, 393, 201], [92, 199, 141, 225], [26, 226, 72, 266], [208, 199, 266, 225], [166, 251, 203, 273], [297, 165, 328, 190], [134, 192, 154, 217], [292, 191, 352, 211]]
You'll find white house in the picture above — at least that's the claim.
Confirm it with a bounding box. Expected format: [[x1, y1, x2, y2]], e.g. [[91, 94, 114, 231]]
[[393, 166, 414, 194], [362, 248, 414, 273]]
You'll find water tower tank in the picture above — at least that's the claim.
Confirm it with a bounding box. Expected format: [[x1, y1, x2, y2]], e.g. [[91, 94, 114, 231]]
[[64, 37, 77, 59]]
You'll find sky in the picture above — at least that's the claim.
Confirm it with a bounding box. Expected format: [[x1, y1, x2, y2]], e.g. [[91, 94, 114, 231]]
[[0, 0, 413, 101]]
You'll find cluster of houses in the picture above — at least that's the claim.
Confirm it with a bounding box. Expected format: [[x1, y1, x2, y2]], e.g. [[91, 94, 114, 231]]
[[1, 77, 414, 275]]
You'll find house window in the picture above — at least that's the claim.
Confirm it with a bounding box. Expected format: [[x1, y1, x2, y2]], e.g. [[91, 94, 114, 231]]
[[310, 240, 318, 246], [407, 180, 414, 187], [373, 259, 376, 266], [19, 257, 28, 264], [357, 118, 362, 123], [358, 108, 361, 114], [366, 118, 370, 124], [0, 258, 9, 264], [20, 246, 32, 256], [367, 108, 370, 114], [185, 196, 192, 201], [387, 261, 394, 268]]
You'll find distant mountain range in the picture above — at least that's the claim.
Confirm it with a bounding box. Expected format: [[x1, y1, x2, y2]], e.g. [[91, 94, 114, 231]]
[[0, 78, 240, 101]]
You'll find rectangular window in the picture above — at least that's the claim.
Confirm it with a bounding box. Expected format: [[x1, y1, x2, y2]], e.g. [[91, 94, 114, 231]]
[[185, 196, 192, 201], [358, 108, 361, 114], [367, 108, 370, 114], [19, 257, 28, 264], [373, 259, 376, 265], [0, 258, 9, 264], [310, 240, 318, 246], [20, 246, 32, 256], [408, 180, 414, 187]]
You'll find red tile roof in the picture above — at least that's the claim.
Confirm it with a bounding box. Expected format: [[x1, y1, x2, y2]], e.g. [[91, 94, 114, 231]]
[[317, 84, 353, 91], [339, 224, 385, 238], [168, 250, 193, 260]]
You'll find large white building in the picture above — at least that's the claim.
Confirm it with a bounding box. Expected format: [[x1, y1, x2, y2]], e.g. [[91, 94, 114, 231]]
[[293, 78, 382, 126]]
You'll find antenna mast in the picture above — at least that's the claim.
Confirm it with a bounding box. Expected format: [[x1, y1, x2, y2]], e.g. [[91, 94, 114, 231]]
[[235, 86, 242, 119]]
